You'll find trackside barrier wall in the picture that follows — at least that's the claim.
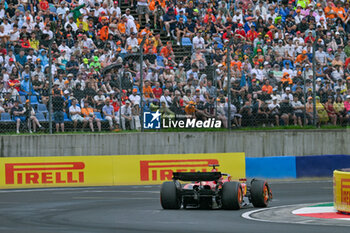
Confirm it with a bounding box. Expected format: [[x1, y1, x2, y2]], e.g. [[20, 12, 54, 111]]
[[1, 130, 350, 158], [246, 155, 350, 179], [2, 152, 349, 188], [0, 153, 245, 189], [246, 157, 296, 179], [296, 155, 350, 178], [333, 169, 350, 214]]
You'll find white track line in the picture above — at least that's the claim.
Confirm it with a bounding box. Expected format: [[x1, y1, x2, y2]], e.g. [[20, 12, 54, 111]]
[[0, 186, 159, 193], [269, 180, 332, 184], [81, 190, 159, 193], [292, 207, 336, 214], [240, 202, 350, 226], [73, 197, 159, 200], [0, 188, 95, 193]]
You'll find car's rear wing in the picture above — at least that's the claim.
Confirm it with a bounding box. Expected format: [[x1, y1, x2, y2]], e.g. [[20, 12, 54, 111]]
[[172, 172, 222, 182]]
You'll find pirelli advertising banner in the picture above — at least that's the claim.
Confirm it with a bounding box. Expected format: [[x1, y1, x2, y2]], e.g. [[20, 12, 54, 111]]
[[334, 169, 350, 213], [0, 153, 245, 189]]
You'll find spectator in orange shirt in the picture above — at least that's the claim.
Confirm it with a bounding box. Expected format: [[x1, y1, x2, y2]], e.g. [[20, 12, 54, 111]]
[[281, 72, 293, 85], [185, 101, 196, 118], [140, 24, 152, 37], [144, 42, 157, 55], [143, 80, 154, 103], [324, 1, 337, 19], [334, 1, 346, 21], [117, 20, 126, 35], [230, 56, 242, 71], [81, 101, 101, 132], [148, 0, 158, 28], [262, 80, 273, 94], [160, 41, 175, 60], [203, 9, 216, 24], [295, 50, 310, 65], [158, 0, 166, 8], [148, 0, 156, 12]]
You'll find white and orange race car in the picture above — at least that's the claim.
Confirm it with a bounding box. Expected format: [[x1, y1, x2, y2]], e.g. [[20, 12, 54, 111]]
[[160, 165, 272, 210]]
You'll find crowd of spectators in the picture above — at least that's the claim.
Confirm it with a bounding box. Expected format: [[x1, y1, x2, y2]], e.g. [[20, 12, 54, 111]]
[[1, 0, 350, 133]]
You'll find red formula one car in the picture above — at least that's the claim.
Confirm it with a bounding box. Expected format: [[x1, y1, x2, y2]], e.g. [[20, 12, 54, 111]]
[[160, 165, 272, 210]]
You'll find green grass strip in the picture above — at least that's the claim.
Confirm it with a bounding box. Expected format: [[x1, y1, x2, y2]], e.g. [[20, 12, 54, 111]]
[[309, 203, 334, 207]]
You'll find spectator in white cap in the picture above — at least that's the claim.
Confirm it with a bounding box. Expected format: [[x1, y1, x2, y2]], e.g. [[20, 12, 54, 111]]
[[94, 89, 106, 112], [120, 100, 133, 130], [124, 8, 135, 21], [69, 98, 87, 132], [102, 98, 119, 131], [315, 78, 323, 91], [268, 96, 280, 127], [282, 87, 293, 101], [303, 64, 313, 80], [315, 46, 327, 66]]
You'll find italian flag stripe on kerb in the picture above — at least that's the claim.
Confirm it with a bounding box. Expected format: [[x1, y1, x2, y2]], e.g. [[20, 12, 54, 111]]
[[292, 203, 350, 220]]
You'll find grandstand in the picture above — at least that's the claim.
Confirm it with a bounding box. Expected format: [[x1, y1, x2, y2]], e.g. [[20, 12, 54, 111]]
[[0, 0, 350, 133]]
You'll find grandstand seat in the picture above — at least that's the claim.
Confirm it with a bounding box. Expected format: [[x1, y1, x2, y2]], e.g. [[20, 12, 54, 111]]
[[182, 37, 192, 46], [1, 113, 14, 122], [143, 105, 150, 112], [36, 112, 48, 122], [119, 53, 126, 59], [20, 96, 26, 104], [30, 96, 39, 106], [213, 37, 223, 44], [37, 104, 48, 115], [63, 112, 72, 122], [283, 60, 294, 69], [94, 112, 107, 122]]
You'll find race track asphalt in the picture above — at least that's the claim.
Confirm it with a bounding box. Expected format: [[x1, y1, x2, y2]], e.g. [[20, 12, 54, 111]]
[[0, 179, 347, 233]]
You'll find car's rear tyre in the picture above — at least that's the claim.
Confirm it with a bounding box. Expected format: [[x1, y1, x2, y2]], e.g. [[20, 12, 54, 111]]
[[160, 181, 182, 209], [221, 181, 243, 210], [250, 179, 270, 208]]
